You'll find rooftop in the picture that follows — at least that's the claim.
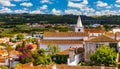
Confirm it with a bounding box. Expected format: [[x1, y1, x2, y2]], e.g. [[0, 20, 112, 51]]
[[41, 40, 83, 44], [43, 32, 88, 37], [85, 29, 105, 33], [15, 63, 116, 69], [85, 35, 117, 42], [57, 47, 84, 55]]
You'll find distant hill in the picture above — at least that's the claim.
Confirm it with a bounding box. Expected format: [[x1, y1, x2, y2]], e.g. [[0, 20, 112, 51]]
[[0, 14, 120, 25]]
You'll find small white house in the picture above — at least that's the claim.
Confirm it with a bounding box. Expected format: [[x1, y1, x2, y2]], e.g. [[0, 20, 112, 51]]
[[112, 28, 120, 33], [84, 35, 118, 62]]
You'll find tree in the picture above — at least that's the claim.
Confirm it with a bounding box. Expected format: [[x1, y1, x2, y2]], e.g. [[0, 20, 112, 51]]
[[14, 63, 22, 68], [103, 24, 111, 31], [90, 44, 117, 66], [46, 44, 60, 54], [16, 33, 24, 41], [32, 49, 52, 66], [1, 65, 8, 69]]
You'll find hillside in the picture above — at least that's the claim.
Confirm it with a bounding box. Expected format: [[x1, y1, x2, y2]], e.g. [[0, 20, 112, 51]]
[[0, 14, 120, 25]]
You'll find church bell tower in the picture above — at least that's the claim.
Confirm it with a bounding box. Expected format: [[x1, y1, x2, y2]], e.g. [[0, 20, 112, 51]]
[[75, 16, 84, 32]]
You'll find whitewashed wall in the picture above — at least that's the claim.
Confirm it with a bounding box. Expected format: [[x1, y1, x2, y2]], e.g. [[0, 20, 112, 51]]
[[116, 36, 120, 40], [118, 42, 120, 52], [84, 42, 111, 62], [112, 28, 120, 33], [0, 59, 8, 66], [67, 54, 82, 66], [40, 44, 83, 51], [43, 37, 88, 40], [89, 33, 102, 37]]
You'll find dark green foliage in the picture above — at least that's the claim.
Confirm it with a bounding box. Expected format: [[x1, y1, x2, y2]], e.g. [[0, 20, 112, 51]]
[[46, 44, 60, 54], [90, 44, 117, 66], [1, 65, 8, 69], [16, 33, 24, 40], [103, 24, 111, 31], [52, 54, 69, 64], [32, 49, 52, 66]]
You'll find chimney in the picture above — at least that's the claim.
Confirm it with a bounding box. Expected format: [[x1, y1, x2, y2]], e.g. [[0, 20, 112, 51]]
[[52, 64, 56, 69], [75, 47, 78, 54]]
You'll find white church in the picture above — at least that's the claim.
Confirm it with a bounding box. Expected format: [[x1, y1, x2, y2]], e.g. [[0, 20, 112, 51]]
[[39, 16, 120, 62], [39, 16, 105, 50]]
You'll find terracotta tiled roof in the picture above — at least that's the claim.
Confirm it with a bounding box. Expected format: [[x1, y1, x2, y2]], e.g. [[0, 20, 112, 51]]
[[41, 40, 83, 44], [85, 35, 117, 42], [57, 47, 84, 55], [85, 29, 105, 33], [105, 32, 115, 37], [43, 32, 88, 37], [15, 64, 116, 69], [0, 40, 5, 42], [0, 56, 5, 63], [11, 50, 21, 56], [0, 50, 7, 55], [116, 32, 120, 36]]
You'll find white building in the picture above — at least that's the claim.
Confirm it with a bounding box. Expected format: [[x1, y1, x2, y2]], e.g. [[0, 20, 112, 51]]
[[39, 16, 105, 51], [84, 35, 118, 62]]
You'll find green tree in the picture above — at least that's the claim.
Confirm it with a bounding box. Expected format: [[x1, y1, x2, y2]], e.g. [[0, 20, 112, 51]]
[[103, 24, 111, 31], [14, 63, 22, 68], [1, 65, 8, 69], [46, 44, 60, 54], [16, 33, 24, 41], [32, 49, 52, 66], [90, 44, 117, 66]]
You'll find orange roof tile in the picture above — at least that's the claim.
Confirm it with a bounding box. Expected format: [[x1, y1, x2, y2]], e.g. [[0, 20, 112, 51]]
[[0, 56, 5, 63], [0, 50, 7, 55], [43, 32, 88, 37], [11, 50, 21, 56], [85, 29, 105, 33], [41, 40, 83, 44], [85, 35, 117, 42], [105, 32, 115, 37], [15, 64, 116, 69], [57, 47, 84, 55], [116, 32, 120, 36]]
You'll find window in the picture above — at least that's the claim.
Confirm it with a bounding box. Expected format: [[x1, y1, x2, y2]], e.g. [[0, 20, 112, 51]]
[[109, 43, 117, 51], [78, 29, 81, 32], [96, 44, 103, 49]]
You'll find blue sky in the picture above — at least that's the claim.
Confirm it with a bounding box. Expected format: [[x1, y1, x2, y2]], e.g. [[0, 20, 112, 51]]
[[0, 0, 120, 16]]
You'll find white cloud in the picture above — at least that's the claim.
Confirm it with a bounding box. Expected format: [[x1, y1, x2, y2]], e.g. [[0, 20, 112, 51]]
[[14, 8, 28, 13], [14, 0, 22, 2], [68, 0, 88, 9], [14, 0, 28, 2], [40, 5, 48, 10], [20, 2, 33, 7], [67, 0, 95, 16], [94, 10, 120, 16], [65, 9, 82, 15], [30, 9, 43, 14], [0, 7, 12, 13], [0, 0, 15, 6], [40, 0, 52, 4], [96, 1, 108, 7], [52, 8, 61, 15], [115, 4, 120, 7], [106, 6, 111, 9], [116, 0, 120, 3]]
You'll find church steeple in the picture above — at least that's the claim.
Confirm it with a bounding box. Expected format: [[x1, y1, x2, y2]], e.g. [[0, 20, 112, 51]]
[[75, 16, 84, 32], [77, 16, 83, 28]]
